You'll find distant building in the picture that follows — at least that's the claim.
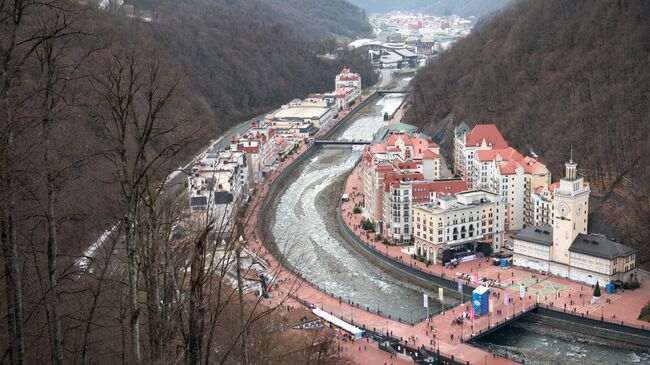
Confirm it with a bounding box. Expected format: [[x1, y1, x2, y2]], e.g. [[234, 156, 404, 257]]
[[230, 120, 277, 185], [335, 68, 361, 90], [188, 149, 249, 234], [264, 100, 330, 139]]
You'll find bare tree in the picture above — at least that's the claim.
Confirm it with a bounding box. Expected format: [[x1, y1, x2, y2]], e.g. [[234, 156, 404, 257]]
[[92, 46, 197, 365]]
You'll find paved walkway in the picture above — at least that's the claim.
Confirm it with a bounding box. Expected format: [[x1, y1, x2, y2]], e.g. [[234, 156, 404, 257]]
[[238, 98, 649, 364], [338, 162, 650, 349]]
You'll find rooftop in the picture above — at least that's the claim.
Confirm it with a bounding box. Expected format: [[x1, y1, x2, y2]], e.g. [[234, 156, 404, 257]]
[[465, 124, 508, 149], [569, 233, 636, 260], [270, 105, 330, 120], [512, 225, 553, 246]]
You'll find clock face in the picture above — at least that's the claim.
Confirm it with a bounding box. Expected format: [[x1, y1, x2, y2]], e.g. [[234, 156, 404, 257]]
[[558, 203, 570, 217]]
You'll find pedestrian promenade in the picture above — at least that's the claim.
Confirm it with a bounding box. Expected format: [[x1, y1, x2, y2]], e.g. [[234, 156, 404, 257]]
[[236, 97, 649, 364], [338, 162, 650, 341]]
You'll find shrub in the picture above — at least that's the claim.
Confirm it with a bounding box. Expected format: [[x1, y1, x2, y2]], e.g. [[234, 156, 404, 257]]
[[360, 218, 374, 231], [353, 207, 361, 214], [624, 280, 641, 290], [639, 301, 650, 322]]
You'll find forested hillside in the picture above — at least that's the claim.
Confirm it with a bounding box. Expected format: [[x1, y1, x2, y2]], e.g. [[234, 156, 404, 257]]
[[406, 0, 650, 266], [142, 0, 376, 134], [0, 0, 372, 362], [349, 0, 512, 17]]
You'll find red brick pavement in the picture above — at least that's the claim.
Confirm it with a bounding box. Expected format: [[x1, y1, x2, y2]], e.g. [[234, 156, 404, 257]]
[[237, 98, 649, 365], [339, 162, 650, 341]]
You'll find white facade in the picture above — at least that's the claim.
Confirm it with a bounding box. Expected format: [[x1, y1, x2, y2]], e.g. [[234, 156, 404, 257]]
[[413, 190, 505, 262]]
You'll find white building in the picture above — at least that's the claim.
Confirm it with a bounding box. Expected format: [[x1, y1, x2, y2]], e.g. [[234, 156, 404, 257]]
[[413, 190, 505, 263], [188, 149, 249, 233], [230, 121, 277, 185], [453, 123, 509, 187], [513, 159, 637, 285]]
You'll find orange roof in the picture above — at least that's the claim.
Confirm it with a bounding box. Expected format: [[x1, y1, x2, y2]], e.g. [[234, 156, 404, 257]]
[[410, 179, 468, 202], [521, 156, 547, 174], [465, 124, 508, 148], [422, 149, 439, 159], [383, 172, 424, 192], [534, 182, 560, 196], [476, 147, 523, 162], [395, 160, 421, 170], [497, 160, 521, 175], [386, 132, 412, 146]]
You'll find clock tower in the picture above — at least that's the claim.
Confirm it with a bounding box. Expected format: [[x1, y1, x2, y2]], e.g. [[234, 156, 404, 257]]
[[552, 152, 590, 266]]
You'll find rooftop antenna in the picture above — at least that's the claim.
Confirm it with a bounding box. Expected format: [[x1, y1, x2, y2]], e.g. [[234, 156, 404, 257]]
[[569, 145, 573, 163]]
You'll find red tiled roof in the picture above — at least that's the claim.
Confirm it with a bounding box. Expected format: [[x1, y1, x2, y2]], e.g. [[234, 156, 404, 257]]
[[497, 160, 521, 175], [367, 144, 387, 153], [383, 172, 424, 192], [476, 147, 523, 162], [240, 145, 259, 154], [395, 161, 421, 170], [410, 179, 468, 202], [422, 149, 439, 159], [465, 124, 508, 148], [521, 156, 547, 174], [534, 182, 560, 196]]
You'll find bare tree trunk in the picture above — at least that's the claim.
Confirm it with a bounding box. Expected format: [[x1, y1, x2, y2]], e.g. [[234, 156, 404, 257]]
[[0, 137, 26, 365], [46, 181, 64, 365], [188, 225, 210, 365], [235, 246, 249, 365], [1, 212, 17, 365], [124, 213, 142, 365]]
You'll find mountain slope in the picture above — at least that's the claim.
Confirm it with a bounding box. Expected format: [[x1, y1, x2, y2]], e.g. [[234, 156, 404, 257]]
[[130, 0, 371, 39], [406, 0, 650, 266], [133, 0, 377, 133], [349, 0, 512, 17]]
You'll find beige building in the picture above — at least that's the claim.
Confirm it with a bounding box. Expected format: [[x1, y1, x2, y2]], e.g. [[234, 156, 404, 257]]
[[513, 159, 637, 285], [361, 132, 441, 234], [413, 190, 504, 264]]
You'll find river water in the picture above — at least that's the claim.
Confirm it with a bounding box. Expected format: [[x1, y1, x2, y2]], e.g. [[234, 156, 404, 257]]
[[473, 318, 650, 365], [268, 77, 649, 363], [269, 92, 458, 323]]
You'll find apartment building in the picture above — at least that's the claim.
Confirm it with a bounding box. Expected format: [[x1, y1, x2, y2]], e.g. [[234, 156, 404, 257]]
[[456, 122, 551, 231], [361, 132, 441, 235], [453, 123, 508, 185], [230, 120, 277, 184], [413, 190, 505, 264], [380, 176, 469, 244], [530, 182, 559, 226], [188, 149, 249, 233]]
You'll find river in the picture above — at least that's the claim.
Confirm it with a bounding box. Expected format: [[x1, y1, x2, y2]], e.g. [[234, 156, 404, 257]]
[[473, 317, 650, 365], [269, 91, 458, 323]]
